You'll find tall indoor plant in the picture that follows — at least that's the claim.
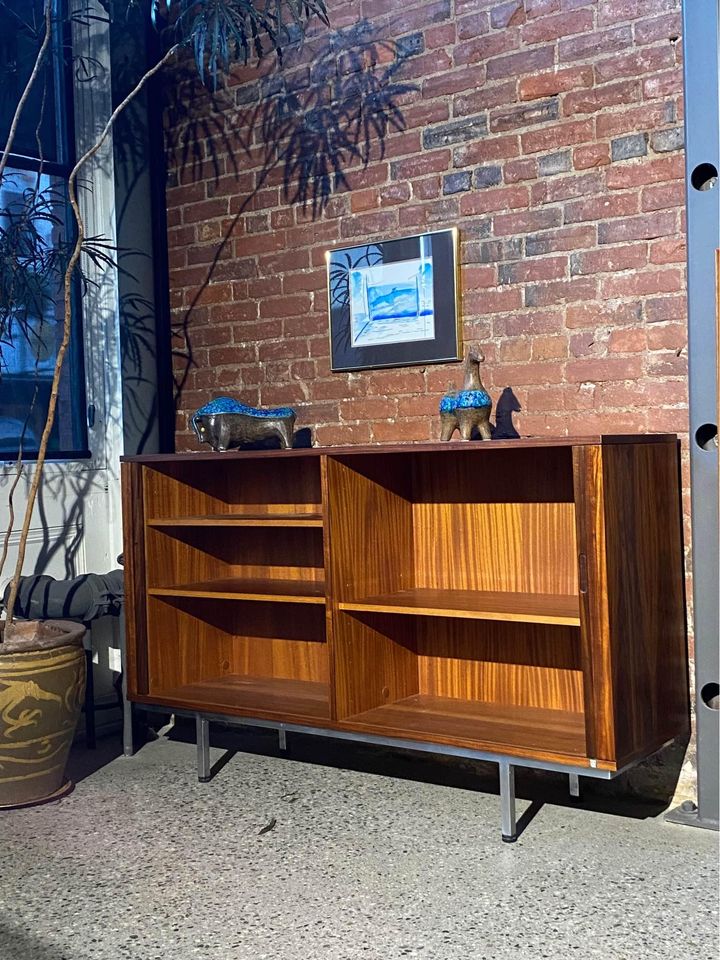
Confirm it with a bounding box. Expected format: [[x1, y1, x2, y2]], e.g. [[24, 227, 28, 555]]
[[0, 0, 328, 807]]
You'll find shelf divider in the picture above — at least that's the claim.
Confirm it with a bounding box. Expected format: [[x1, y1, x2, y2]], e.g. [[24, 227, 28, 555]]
[[149, 577, 326, 604], [338, 588, 581, 626], [147, 513, 323, 528]]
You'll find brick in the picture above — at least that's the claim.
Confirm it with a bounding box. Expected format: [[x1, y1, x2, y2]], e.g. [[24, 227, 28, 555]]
[[486, 46, 555, 81], [422, 65, 485, 99], [606, 154, 684, 189], [499, 256, 567, 284], [635, 13, 682, 45], [524, 277, 597, 306], [594, 47, 675, 84], [521, 119, 594, 154], [564, 81, 641, 117], [490, 1, 525, 29], [397, 31, 425, 57], [422, 115, 489, 149], [649, 237, 686, 265], [454, 81, 522, 117], [597, 0, 678, 26], [453, 135, 520, 166], [521, 8, 594, 43], [525, 225, 596, 256], [559, 26, 632, 62], [454, 29, 518, 66], [538, 151, 572, 176], [490, 98, 559, 133], [412, 176, 442, 200], [651, 127, 684, 153], [541, 171, 603, 202], [573, 144, 611, 169], [611, 133, 648, 161], [443, 171, 472, 194], [463, 287, 523, 313], [474, 165, 503, 188], [566, 357, 644, 383], [600, 268, 683, 298], [564, 193, 638, 224], [459, 185, 529, 216], [597, 103, 673, 138], [504, 158, 538, 182], [643, 69, 683, 100], [494, 208, 562, 235], [463, 265, 498, 289], [399, 198, 459, 228], [425, 23, 457, 47], [647, 322, 687, 351], [641, 181, 685, 212], [464, 238, 524, 263], [519, 65, 593, 101], [570, 244, 647, 276], [598, 211, 677, 243], [532, 335, 569, 360], [391, 150, 450, 180]]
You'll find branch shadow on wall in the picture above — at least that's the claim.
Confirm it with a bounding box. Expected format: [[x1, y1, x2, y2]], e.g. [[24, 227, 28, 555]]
[[166, 19, 419, 403]]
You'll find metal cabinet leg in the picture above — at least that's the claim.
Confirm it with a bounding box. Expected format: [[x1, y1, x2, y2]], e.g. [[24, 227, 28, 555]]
[[196, 715, 211, 782], [278, 726, 287, 751], [119, 607, 134, 758], [569, 773, 581, 800], [499, 760, 517, 843]]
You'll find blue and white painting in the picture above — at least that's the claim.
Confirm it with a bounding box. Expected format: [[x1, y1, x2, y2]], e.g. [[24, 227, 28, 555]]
[[349, 254, 435, 347]]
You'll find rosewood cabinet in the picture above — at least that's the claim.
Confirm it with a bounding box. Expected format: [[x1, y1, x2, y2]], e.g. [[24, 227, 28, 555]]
[[121, 437, 689, 840]]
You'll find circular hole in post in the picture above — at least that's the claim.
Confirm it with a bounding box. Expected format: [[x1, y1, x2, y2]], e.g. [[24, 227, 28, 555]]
[[700, 682, 720, 710], [690, 163, 718, 191], [695, 423, 718, 451]]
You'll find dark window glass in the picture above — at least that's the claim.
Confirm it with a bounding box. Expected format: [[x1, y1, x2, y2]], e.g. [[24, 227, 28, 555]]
[[0, 0, 88, 459]]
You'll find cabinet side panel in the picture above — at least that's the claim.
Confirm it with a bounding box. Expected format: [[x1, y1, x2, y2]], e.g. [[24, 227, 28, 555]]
[[602, 442, 690, 763], [121, 462, 149, 696], [573, 445, 615, 762], [325, 457, 413, 600]]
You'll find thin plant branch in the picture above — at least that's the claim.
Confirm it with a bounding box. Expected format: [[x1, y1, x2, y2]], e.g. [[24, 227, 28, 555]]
[[4, 41, 181, 624]]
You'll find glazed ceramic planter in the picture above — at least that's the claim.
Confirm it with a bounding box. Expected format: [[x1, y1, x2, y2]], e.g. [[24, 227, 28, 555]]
[[0, 620, 86, 808]]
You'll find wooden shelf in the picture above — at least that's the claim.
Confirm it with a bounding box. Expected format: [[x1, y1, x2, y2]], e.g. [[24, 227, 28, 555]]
[[148, 577, 326, 604], [152, 676, 330, 722], [339, 589, 581, 626], [345, 694, 587, 758], [147, 513, 323, 528]]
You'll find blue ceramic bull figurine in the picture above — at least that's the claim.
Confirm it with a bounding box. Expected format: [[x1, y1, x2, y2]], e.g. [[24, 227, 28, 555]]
[[191, 397, 296, 450], [440, 350, 493, 441]]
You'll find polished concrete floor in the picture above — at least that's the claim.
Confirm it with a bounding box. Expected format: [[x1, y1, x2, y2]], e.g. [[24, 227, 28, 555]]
[[0, 725, 717, 960]]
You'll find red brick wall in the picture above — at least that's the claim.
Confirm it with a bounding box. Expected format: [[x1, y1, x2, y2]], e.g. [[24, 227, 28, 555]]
[[165, 0, 687, 471]]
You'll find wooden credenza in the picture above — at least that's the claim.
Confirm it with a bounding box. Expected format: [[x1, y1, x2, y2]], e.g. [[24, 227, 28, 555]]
[[121, 437, 689, 840]]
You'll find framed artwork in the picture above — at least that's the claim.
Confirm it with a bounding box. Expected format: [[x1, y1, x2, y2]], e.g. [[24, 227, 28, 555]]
[[326, 227, 461, 372]]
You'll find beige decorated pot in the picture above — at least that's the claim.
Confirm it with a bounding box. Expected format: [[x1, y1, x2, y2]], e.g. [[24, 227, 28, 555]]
[[0, 620, 86, 808]]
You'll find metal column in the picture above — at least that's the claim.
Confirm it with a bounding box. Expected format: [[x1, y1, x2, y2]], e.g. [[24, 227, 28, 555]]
[[669, 0, 720, 830], [196, 716, 211, 782]]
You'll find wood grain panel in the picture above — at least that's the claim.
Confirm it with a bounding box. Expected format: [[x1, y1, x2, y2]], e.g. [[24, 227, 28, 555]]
[[326, 457, 414, 601], [151, 677, 330, 723], [142, 458, 322, 519], [573, 444, 614, 762], [149, 578, 325, 603], [339, 589, 580, 625], [414, 503, 578, 594], [121, 462, 148, 695], [145, 525, 324, 588], [145, 597, 328, 692], [333, 611, 419, 719], [602, 441, 690, 763], [344, 695, 586, 759], [417, 618, 584, 712]]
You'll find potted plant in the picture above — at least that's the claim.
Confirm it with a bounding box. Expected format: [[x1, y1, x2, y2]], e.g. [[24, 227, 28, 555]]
[[0, 0, 328, 807]]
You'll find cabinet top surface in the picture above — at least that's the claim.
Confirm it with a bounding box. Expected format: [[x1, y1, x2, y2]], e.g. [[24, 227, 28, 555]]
[[121, 434, 676, 464]]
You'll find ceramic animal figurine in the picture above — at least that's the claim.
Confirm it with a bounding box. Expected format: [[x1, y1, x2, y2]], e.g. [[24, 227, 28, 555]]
[[191, 397, 296, 450], [439, 349, 493, 441]]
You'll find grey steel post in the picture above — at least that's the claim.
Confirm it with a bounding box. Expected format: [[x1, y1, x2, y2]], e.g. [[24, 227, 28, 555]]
[[667, 0, 720, 830], [499, 760, 517, 842], [278, 726, 287, 751], [196, 715, 211, 782], [569, 773, 581, 800]]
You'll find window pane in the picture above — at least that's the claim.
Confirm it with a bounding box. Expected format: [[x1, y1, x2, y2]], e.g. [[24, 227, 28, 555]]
[[0, 167, 87, 457], [0, 0, 61, 163]]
